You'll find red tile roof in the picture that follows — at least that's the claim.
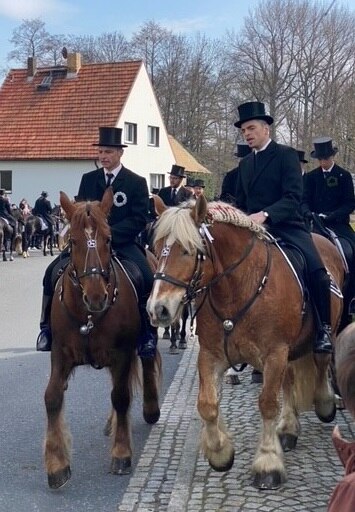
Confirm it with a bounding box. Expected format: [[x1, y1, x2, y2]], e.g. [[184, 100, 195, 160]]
[[0, 60, 142, 160]]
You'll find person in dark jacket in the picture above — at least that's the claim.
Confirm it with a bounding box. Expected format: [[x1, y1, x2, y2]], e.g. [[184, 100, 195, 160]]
[[36, 127, 158, 359], [158, 165, 193, 206], [303, 137, 355, 314], [234, 101, 332, 354], [0, 189, 17, 252], [220, 141, 252, 204]]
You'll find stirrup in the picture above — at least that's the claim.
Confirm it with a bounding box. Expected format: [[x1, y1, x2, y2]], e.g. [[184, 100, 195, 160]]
[[313, 325, 332, 354], [36, 327, 52, 352]]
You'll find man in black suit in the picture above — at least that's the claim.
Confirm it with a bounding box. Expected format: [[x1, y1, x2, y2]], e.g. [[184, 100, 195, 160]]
[[303, 137, 355, 314], [33, 191, 54, 239], [36, 127, 158, 359], [158, 165, 193, 206], [220, 141, 251, 204], [235, 101, 332, 354]]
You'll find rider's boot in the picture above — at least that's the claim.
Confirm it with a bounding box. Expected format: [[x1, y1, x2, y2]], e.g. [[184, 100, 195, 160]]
[[310, 269, 333, 354], [36, 294, 52, 351], [137, 302, 158, 359]]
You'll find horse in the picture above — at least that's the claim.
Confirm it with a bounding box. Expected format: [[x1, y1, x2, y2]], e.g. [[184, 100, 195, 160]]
[[147, 196, 345, 490], [43, 188, 161, 489], [23, 214, 54, 256], [0, 214, 21, 261]]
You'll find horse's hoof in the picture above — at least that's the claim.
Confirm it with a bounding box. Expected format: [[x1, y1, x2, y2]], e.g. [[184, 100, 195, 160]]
[[3, 257, 7, 262], [316, 403, 336, 423], [110, 456, 131, 475], [22, 252, 27, 258], [143, 408, 160, 424], [9, 255, 14, 261], [48, 466, 71, 489], [253, 470, 285, 490], [178, 340, 187, 349], [162, 331, 170, 340], [225, 374, 241, 385], [279, 433, 298, 452], [169, 345, 179, 354], [209, 452, 234, 472]]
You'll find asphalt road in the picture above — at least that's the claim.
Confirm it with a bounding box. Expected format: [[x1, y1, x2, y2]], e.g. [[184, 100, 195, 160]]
[[0, 250, 183, 512]]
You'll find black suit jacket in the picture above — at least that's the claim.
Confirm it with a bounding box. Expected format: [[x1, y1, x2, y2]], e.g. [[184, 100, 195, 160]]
[[236, 140, 304, 227], [303, 164, 355, 225], [158, 186, 192, 206], [77, 166, 149, 247], [220, 167, 239, 204]]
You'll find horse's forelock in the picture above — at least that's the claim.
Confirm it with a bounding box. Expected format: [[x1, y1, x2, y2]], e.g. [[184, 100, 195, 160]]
[[72, 201, 110, 237], [154, 206, 204, 253]]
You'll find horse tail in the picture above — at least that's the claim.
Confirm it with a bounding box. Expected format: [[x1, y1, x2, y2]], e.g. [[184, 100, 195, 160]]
[[335, 323, 355, 417], [287, 353, 317, 412]]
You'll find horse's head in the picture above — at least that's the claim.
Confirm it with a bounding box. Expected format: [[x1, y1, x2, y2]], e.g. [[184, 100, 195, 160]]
[[60, 188, 113, 313], [147, 196, 208, 327]]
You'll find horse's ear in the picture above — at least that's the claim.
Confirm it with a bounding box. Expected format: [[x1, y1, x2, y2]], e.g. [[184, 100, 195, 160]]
[[101, 187, 114, 216], [60, 191, 75, 221], [192, 195, 207, 223], [153, 194, 167, 216]]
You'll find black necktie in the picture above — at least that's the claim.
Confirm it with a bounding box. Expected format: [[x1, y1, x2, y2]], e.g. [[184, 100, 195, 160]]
[[106, 173, 114, 188], [171, 188, 177, 204]]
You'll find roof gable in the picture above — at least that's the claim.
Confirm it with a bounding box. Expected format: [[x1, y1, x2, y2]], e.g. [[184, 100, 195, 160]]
[[0, 60, 142, 160]]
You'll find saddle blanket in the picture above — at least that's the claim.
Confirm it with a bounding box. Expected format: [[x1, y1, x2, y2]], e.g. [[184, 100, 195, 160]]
[[39, 218, 48, 230]]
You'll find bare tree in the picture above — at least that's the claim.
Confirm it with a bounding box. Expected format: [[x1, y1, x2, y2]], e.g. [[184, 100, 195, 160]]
[[7, 18, 58, 65]]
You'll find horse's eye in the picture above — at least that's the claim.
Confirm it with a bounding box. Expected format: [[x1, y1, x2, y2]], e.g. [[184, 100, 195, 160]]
[[182, 249, 190, 256], [107, 237, 111, 245]]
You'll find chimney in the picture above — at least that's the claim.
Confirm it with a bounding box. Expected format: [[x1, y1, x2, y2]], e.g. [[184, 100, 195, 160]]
[[67, 52, 82, 76], [27, 56, 37, 80]]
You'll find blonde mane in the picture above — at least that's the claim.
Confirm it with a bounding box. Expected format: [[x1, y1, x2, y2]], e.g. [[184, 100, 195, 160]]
[[153, 200, 266, 253]]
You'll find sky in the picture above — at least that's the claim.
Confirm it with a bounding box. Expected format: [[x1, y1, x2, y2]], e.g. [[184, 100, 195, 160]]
[[0, 0, 355, 71]]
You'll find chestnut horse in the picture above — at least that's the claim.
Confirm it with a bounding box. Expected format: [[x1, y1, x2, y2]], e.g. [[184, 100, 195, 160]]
[[147, 196, 345, 490], [44, 188, 161, 489]]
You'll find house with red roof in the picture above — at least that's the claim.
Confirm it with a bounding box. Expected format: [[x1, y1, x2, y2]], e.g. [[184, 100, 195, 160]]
[[0, 53, 178, 205]]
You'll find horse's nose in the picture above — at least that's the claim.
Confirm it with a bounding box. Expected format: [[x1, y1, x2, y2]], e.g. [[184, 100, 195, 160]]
[[149, 300, 172, 327], [83, 291, 108, 313]]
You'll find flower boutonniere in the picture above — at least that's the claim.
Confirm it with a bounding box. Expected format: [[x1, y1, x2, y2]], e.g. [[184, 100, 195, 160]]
[[326, 176, 338, 188]]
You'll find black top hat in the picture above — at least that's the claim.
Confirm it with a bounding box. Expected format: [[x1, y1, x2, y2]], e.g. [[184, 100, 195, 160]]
[[296, 150, 308, 164], [310, 137, 338, 159], [185, 176, 195, 187], [234, 101, 273, 128], [234, 141, 252, 158], [92, 127, 128, 148], [193, 179, 205, 188], [41, 191, 48, 197], [168, 164, 186, 178], [0, 189, 5, 195]]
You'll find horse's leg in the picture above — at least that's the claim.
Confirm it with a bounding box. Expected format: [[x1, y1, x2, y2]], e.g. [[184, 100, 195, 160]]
[[178, 305, 188, 349], [162, 326, 170, 339], [252, 346, 289, 490], [49, 233, 54, 256], [314, 354, 336, 422], [169, 321, 179, 354], [109, 352, 135, 475], [44, 361, 73, 489], [198, 347, 235, 472], [140, 355, 160, 424]]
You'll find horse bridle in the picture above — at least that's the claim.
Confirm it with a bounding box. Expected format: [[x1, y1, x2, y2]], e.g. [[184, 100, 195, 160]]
[[154, 228, 272, 371]]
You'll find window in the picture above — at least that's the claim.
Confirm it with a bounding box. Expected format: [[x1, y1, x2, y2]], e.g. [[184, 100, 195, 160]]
[[0, 170, 12, 192], [150, 174, 164, 192], [148, 126, 159, 147], [124, 122, 137, 144]]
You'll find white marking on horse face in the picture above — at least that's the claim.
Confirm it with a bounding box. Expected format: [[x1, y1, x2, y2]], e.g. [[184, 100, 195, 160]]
[[85, 226, 93, 239]]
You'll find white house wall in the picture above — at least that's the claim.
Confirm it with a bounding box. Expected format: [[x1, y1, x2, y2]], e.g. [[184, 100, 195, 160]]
[[1, 160, 93, 206], [117, 65, 174, 188]]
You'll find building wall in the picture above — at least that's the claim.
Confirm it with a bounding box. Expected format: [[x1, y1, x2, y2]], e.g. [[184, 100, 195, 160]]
[[117, 65, 174, 190], [0, 160, 93, 205]]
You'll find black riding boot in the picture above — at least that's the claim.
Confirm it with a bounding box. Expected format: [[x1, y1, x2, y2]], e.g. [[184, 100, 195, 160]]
[[310, 269, 332, 354], [137, 303, 158, 359], [36, 294, 52, 351]]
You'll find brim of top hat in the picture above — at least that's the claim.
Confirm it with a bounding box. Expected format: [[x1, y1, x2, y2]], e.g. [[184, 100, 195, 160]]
[[300, 159, 309, 163], [310, 147, 338, 159], [168, 173, 186, 177], [234, 114, 274, 128], [92, 143, 128, 148]]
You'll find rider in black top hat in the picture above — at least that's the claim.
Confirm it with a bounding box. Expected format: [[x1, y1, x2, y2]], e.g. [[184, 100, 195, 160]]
[[158, 165, 193, 206], [303, 136, 355, 315], [36, 127, 158, 359], [234, 101, 333, 354], [0, 188, 17, 251]]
